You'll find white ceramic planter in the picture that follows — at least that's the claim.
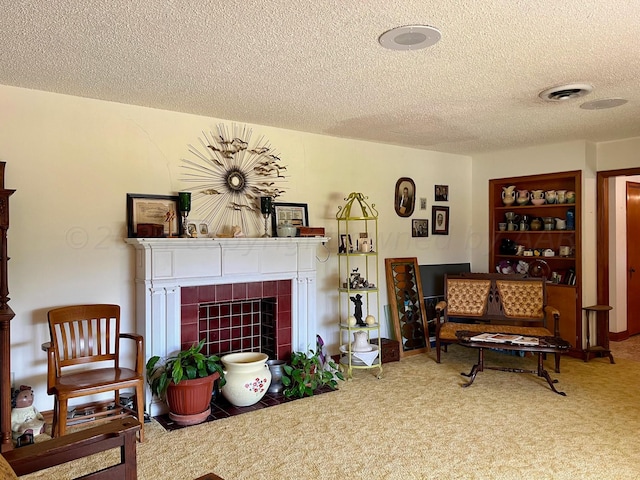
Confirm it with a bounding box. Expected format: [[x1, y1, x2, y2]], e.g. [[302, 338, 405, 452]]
[[221, 352, 272, 407]]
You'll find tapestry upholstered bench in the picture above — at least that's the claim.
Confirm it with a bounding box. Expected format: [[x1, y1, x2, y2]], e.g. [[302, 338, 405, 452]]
[[434, 273, 563, 372]]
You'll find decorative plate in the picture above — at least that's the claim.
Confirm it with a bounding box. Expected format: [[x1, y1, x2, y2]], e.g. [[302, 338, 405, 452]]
[[516, 260, 529, 274], [496, 260, 514, 274], [528, 259, 551, 279]]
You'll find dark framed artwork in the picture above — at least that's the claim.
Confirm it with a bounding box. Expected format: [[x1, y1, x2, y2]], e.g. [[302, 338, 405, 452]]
[[435, 184, 449, 201], [271, 202, 309, 237], [126, 193, 180, 238], [339, 234, 353, 253], [412, 219, 429, 237], [394, 177, 415, 217], [384, 257, 430, 357], [432, 206, 450, 235]]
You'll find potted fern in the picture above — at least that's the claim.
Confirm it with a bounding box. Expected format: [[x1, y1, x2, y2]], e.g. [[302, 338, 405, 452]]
[[146, 339, 225, 425], [281, 349, 344, 398]]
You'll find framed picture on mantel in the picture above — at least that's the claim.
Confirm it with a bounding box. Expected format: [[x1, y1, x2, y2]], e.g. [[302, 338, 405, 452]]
[[126, 193, 180, 238]]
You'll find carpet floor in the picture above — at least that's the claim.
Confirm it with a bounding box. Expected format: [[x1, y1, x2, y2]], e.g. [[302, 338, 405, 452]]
[[22, 346, 640, 480]]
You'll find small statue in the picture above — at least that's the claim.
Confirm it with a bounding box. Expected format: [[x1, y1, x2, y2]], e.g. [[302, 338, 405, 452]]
[[232, 225, 245, 237], [350, 294, 365, 326], [11, 385, 45, 446]]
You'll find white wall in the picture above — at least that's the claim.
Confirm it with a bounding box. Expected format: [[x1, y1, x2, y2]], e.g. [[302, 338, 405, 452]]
[[0, 85, 472, 411]]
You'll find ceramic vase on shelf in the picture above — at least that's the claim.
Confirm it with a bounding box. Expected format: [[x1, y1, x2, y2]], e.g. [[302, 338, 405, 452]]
[[501, 185, 516, 206], [221, 352, 271, 407]]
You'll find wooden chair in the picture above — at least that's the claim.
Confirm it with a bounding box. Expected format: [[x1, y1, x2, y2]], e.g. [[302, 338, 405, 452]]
[[46, 304, 145, 441], [1, 417, 140, 479]]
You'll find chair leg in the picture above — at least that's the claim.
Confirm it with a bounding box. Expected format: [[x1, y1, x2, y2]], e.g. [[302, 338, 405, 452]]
[[57, 397, 68, 437], [134, 385, 145, 442], [51, 396, 59, 437]]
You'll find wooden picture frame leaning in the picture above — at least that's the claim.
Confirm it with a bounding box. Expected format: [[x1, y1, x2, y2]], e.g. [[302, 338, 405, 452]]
[[384, 257, 431, 357]]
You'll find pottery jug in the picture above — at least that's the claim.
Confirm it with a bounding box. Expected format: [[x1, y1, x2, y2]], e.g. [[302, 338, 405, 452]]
[[351, 331, 372, 352], [221, 352, 271, 407], [555, 218, 566, 230], [501, 185, 516, 206], [530, 218, 542, 231], [266, 359, 286, 394], [566, 191, 576, 203], [543, 217, 555, 230], [545, 190, 557, 204], [504, 212, 519, 223], [530, 189, 546, 205], [516, 189, 530, 205], [556, 190, 567, 204]]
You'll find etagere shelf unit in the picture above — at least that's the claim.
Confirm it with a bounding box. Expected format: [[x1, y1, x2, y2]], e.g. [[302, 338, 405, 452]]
[[336, 193, 382, 379], [489, 170, 582, 356]]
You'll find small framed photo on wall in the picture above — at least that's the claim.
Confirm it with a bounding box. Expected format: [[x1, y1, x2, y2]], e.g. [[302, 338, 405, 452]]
[[432, 206, 450, 235], [435, 185, 449, 201], [412, 219, 429, 237]]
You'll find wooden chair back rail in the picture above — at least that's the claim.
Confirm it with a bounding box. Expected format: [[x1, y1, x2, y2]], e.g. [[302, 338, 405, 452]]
[[2, 417, 140, 479]]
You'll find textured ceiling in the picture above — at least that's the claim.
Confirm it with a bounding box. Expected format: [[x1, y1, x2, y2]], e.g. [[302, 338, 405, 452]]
[[2, 1, 639, 155]]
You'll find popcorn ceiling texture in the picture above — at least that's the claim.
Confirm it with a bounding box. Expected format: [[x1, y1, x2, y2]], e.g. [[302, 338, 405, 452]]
[[2, 1, 639, 155]]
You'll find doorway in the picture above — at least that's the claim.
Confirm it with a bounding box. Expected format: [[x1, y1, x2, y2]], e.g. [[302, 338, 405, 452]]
[[597, 168, 640, 342], [626, 182, 640, 335]]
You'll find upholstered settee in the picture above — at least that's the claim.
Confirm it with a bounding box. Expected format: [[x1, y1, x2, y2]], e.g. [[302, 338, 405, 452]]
[[435, 273, 562, 371]]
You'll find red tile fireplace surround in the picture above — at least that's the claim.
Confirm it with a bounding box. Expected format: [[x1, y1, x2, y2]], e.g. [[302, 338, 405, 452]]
[[181, 280, 293, 359], [126, 237, 327, 416]]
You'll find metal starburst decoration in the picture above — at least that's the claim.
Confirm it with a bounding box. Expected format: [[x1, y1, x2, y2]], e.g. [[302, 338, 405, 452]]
[[181, 124, 288, 236]]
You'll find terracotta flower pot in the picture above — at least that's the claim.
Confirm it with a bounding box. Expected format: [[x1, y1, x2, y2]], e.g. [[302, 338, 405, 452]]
[[166, 372, 219, 426]]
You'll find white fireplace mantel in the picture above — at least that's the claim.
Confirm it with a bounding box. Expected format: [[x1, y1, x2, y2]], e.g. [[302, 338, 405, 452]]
[[126, 237, 328, 414]]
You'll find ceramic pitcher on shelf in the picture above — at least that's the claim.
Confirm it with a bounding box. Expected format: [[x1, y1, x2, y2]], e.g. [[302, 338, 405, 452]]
[[516, 189, 530, 205], [530, 189, 545, 204], [502, 185, 517, 206], [556, 189, 567, 204], [545, 190, 557, 204]]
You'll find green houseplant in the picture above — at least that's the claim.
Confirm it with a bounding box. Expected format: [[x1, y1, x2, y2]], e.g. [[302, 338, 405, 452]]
[[146, 339, 225, 424], [281, 349, 344, 398]]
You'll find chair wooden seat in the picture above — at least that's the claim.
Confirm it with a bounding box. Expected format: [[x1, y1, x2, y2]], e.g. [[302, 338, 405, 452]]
[[47, 304, 145, 441]]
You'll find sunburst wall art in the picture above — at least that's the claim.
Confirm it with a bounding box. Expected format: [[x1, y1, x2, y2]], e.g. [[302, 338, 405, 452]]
[[181, 124, 288, 237]]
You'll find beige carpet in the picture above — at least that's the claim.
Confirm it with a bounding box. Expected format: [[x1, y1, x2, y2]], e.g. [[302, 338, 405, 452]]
[[22, 347, 640, 480]]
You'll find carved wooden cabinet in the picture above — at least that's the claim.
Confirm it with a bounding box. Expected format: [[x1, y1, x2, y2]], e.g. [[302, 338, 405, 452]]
[[0, 162, 15, 451], [489, 170, 582, 355]]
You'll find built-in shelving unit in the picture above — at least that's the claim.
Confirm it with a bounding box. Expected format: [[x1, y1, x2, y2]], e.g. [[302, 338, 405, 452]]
[[489, 170, 582, 355]]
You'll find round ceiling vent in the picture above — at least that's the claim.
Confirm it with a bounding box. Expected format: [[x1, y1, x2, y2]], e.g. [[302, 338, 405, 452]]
[[378, 25, 441, 51], [539, 83, 593, 102]]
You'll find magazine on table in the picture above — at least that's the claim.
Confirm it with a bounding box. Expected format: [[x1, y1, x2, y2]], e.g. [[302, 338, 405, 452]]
[[469, 333, 539, 346]]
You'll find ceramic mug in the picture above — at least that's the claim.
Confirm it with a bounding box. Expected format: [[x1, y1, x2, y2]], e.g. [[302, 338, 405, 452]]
[[498, 222, 507, 231]]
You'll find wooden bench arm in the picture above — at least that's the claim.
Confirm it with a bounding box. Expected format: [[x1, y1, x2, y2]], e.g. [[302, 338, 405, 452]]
[[544, 305, 561, 337], [435, 300, 447, 312], [2, 417, 140, 479]]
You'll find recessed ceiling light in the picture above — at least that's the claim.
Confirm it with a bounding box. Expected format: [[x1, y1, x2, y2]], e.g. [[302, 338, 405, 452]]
[[539, 83, 593, 102], [378, 25, 441, 51], [580, 98, 628, 110]]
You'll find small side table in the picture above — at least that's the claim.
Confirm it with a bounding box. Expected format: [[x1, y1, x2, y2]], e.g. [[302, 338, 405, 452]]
[[583, 304, 614, 363]]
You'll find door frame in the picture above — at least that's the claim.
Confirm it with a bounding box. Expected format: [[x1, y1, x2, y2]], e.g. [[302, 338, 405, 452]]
[[597, 167, 640, 340]]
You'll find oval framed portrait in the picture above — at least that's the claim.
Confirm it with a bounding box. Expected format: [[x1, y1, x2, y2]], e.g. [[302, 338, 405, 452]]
[[395, 177, 415, 217]]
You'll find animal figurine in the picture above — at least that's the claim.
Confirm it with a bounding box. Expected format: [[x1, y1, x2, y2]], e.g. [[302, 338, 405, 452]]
[[11, 385, 45, 446]]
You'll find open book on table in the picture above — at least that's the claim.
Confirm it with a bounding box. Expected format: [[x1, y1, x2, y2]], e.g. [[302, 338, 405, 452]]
[[469, 333, 539, 346]]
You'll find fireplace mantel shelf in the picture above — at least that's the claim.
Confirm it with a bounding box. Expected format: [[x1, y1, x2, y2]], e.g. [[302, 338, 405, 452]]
[[126, 236, 328, 416]]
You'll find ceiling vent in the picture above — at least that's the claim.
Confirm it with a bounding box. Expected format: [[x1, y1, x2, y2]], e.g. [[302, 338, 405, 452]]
[[539, 83, 593, 102]]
